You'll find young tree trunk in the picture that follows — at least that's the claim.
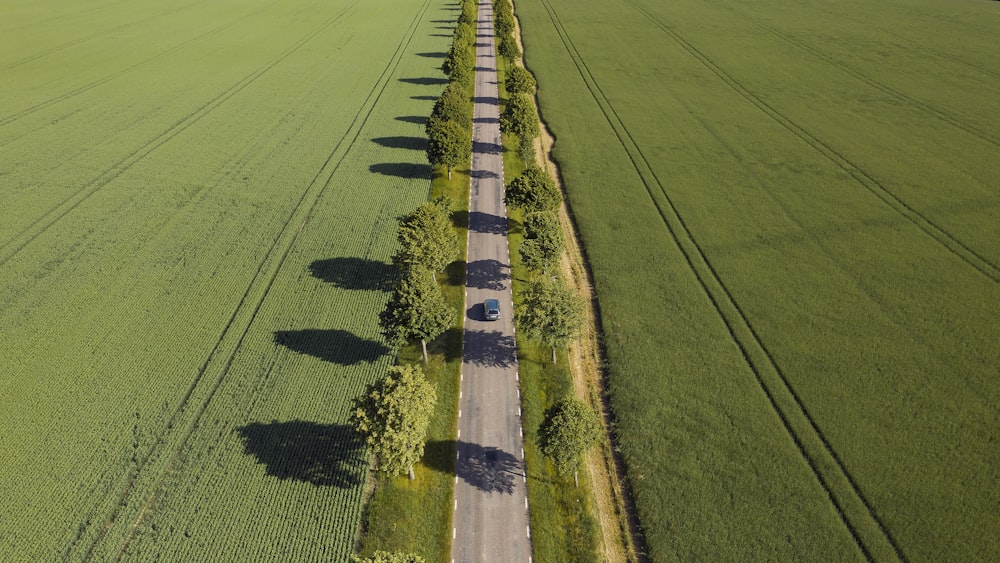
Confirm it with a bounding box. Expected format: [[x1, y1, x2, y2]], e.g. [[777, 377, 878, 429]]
[[552, 345, 557, 365], [447, 165, 452, 180], [409, 464, 415, 481], [421, 338, 429, 364], [574, 469, 578, 488]]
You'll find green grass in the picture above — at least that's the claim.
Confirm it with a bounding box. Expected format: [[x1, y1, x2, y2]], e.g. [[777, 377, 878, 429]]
[[0, 0, 457, 559], [514, 0, 1000, 560]]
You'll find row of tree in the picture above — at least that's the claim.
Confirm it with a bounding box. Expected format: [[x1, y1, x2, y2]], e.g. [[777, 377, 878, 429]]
[[493, 0, 600, 487], [426, 0, 478, 179], [351, 0, 477, 495], [350, 5, 475, 562]]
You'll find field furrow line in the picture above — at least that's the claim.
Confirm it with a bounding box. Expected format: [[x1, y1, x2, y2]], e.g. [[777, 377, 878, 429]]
[[537, 0, 904, 560], [80, 1, 433, 559], [749, 21, 1000, 149], [628, 2, 999, 285], [0, 1, 358, 270], [0, 0, 282, 129]]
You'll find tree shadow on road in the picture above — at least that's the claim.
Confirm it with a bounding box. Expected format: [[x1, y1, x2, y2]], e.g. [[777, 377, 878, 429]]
[[424, 440, 522, 494], [237, 421, 364, 488], [466, 259, 508, 291], [468, 211, 508, 235], [463, 329, 516, 367], [274, 329, 389, 365], [472, 140, 501, 155]]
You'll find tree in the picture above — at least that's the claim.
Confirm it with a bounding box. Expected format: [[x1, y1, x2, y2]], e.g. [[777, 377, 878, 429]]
[[396, 198, 459, 277], [351, 552, 426, 563], [351, 365, 436, 481], [515, 134, 535, 166], [497, 33, 521, 63], [506, 66, 536, 94], [431, 83, 472, 129], [516, 276, 582, 363], [444, 41, 475, 86], [523, 210, 560, 239], [504, 165, 561, 212], [519, 211, 564, 274], [426, 117, 471, 180], [380, 265, 455, 363], [538, 397, 602, 486], [500, 94, 539, 142]]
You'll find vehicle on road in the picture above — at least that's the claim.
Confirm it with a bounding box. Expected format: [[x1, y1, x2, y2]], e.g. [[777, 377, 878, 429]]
[[483, 298, 501, 321]]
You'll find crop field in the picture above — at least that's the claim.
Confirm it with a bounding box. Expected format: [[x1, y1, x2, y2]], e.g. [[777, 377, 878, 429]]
[[514, 0, 999, 560], [0, 0, 456, 559]]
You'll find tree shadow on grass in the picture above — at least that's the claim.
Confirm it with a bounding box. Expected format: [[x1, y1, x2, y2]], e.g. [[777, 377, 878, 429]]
[[396, 115, 429, 126], [423, 440, 522, 494], [372, 136, 428, 151], [417, 50, 449, 57], [400, 77, 449, 86], [370, 162, 432, 179], [274, 329, 389, 365], [412, 95, 439, 101], [309, 257, 397, 292], [237, 421, 364, 488]]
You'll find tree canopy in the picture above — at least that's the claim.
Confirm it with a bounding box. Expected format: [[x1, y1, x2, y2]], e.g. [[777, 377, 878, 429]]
[[426, 117, 472, 180], [431, 82, 472, 129], [506, 66, 536, 95], [519, 211, 564, 274], [504, 165, 561, 212], [497, 34, 521, 63], [499, 94, 540, 141], [538, 397, 602, 485], [351, 364, 436, 480], [516, 276, 583, 363], [380, 265, 455, 363], [396, 197, 459, 275]]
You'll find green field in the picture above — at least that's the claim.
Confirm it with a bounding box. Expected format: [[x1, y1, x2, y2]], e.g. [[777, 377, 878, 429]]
[[0, 0, 455, 559], [514, 0, 1000, 560]]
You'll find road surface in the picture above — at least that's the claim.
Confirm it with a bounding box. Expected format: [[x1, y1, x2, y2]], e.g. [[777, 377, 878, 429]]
[[450, 1, 532, 562]]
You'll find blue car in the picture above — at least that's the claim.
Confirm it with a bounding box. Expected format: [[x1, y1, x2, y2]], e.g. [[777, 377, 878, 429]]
[[483, 298, 501, 321]]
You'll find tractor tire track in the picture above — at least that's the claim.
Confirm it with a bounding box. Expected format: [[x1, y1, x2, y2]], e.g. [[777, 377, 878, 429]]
[[537, 0, 904, 560], [749, 21, 1000, 149], [627, 1, 999, 285], [76, 0, 433, 558], [0, 0, 352, 269], [0, 0, 282, 128]]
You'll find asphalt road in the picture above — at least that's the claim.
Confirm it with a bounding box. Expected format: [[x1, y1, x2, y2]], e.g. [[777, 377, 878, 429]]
[[450, 2, 532, 562]]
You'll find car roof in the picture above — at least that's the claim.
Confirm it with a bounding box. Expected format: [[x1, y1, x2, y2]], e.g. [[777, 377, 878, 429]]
[[485, 298, 500, 307]]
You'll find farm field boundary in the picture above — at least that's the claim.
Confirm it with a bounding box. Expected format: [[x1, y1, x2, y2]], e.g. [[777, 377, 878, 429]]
[[0, 0, 454, 559], [514, 0, 1000, 559]]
